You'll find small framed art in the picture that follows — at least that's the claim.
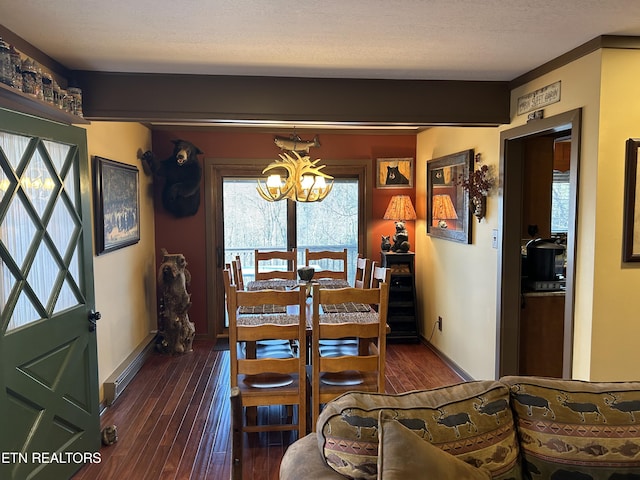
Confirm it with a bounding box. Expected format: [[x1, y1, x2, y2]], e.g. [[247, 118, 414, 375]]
[[376, 157, 414, 188]]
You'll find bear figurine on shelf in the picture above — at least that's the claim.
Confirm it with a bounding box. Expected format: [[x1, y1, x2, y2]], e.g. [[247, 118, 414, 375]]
[[141, 139, 203, 218], [381, 235, 392, 252], [391, 221, 410, 252]]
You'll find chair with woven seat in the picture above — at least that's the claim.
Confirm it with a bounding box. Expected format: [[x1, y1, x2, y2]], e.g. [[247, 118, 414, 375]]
[[227, 284, 308, 438], [310, 282, 389, 427], [354, 254, 372, 288], [370, 261, 391, 288], [318, 254, 371, 356], [305, 248, 348, 281], [254, 248, 298, 280], [223, 268, 294, 361]]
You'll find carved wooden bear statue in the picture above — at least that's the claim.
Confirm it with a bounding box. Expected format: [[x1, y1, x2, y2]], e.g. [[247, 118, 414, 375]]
[[156, 248, 195, 354], [391, 221, 410, 252], [141, 139, 203, 217]]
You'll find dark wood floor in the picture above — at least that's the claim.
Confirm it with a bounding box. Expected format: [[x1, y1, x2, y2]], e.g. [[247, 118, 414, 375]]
[[73, 338, 462, 480]]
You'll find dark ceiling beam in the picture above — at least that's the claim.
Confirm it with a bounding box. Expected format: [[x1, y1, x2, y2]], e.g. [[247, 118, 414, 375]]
[[74, 71, 510, 127]]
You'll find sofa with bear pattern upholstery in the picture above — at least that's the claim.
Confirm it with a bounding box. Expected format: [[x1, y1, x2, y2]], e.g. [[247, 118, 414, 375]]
[[279, 376, 640, 480]]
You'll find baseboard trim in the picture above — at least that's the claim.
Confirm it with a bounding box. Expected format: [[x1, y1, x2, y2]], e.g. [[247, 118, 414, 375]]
[[419, 335, 474, 382], [103, 333, 156, 406]]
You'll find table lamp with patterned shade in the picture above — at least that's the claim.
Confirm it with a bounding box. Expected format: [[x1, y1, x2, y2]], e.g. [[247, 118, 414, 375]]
[[383, 195, 417, 252]]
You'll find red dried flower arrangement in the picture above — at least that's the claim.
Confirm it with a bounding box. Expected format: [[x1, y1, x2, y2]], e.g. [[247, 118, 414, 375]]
[[458, 164, 493, 202]]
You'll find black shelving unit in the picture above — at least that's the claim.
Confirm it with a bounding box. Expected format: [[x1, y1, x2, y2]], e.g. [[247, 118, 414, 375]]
[[381, 251, 419, 343]]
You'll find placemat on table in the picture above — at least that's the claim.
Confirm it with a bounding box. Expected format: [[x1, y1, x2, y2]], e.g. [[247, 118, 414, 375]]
[[321, 302, 372, 313], [246, 279, 297, 291], [238, 304, 287, 314], [316, 279, 350, 289]]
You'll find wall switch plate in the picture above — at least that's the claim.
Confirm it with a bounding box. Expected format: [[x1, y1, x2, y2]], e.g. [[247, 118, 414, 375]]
[[492, 229, 498, 249]]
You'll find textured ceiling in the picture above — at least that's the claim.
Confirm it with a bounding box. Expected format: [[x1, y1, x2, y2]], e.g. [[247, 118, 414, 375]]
[[3, 0, 640, 81]]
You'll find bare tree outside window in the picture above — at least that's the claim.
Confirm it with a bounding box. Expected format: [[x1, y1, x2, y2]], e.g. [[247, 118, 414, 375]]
[[223, 178, 359, 283]]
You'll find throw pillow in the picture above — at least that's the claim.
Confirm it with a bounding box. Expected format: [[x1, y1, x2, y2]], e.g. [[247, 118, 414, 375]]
[[317, 380, 522, 480], [501, 376, 640, 479], [377, 411, 492, 480]]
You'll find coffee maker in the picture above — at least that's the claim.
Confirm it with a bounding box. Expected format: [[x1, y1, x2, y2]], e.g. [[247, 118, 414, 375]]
[[524, 238, 566, 291]]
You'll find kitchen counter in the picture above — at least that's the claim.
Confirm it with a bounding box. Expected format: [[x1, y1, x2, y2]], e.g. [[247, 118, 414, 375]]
[[522, 289, 565, 297]]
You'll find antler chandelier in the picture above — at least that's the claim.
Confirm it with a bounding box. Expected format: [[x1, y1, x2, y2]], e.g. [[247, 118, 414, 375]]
[[256, 136, 333, 202]]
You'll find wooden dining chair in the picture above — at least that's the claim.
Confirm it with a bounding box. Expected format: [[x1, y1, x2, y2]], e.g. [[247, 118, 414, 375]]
[[305, 248, 348, 280], [318, 254, 370, 356], [228, 284, 308, 438], [310, 282, 389, 427], [354, 254, 372, 288], [232, 255, 245, 290], [224, 267, 293, 359], [370, 261, 391, 288], [254, 248, 298, 280]]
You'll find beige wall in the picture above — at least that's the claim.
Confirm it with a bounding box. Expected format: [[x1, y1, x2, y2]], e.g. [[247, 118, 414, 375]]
[[416, 48, 640, 381], [82, 121, 156, 401], [589, 48, 640, 380], [416, 127, 500, 380], [508, 51, 603, 380]]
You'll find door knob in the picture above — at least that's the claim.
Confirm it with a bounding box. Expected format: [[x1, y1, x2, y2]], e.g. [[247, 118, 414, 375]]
[[88, 310, 101, 332]]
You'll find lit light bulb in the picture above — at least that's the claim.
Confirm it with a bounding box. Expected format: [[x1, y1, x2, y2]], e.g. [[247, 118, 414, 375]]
[[300, 175, 314, 190], [314, 176, 326, 191], [266, 174, 282, 195]]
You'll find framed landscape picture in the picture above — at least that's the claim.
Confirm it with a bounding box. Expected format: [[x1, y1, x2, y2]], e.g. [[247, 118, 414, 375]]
[[376, 157, 414, 188], [94, 156, 140, 255]]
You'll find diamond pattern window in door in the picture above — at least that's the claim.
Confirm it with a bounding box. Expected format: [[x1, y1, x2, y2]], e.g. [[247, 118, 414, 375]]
[[48, 195, 80, 259], [42, 139, 71, 175], [0, 162, 13, 204], [7, 287, 41, 331], [22, 148, 59, 220], [1, 133, 78, 332], [1, 195, 38, 269], [27, 242, 59, 314], [0, 131, 31, 171], [54, 276, 81, 314], [64, 159, 79, 210]]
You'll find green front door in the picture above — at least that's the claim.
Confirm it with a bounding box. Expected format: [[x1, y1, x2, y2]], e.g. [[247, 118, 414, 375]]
[[0, 109, 100, 480]]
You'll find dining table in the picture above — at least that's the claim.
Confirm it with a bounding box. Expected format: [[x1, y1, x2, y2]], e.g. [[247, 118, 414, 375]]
[[239, 280, 378, 326], [236, 279, 388, 368], [245, 278, 350, 292]]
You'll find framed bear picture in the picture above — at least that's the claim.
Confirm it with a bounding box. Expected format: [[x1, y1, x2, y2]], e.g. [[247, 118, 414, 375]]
[[376, 158, 414, 189], [93, 156, 140, 255]]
